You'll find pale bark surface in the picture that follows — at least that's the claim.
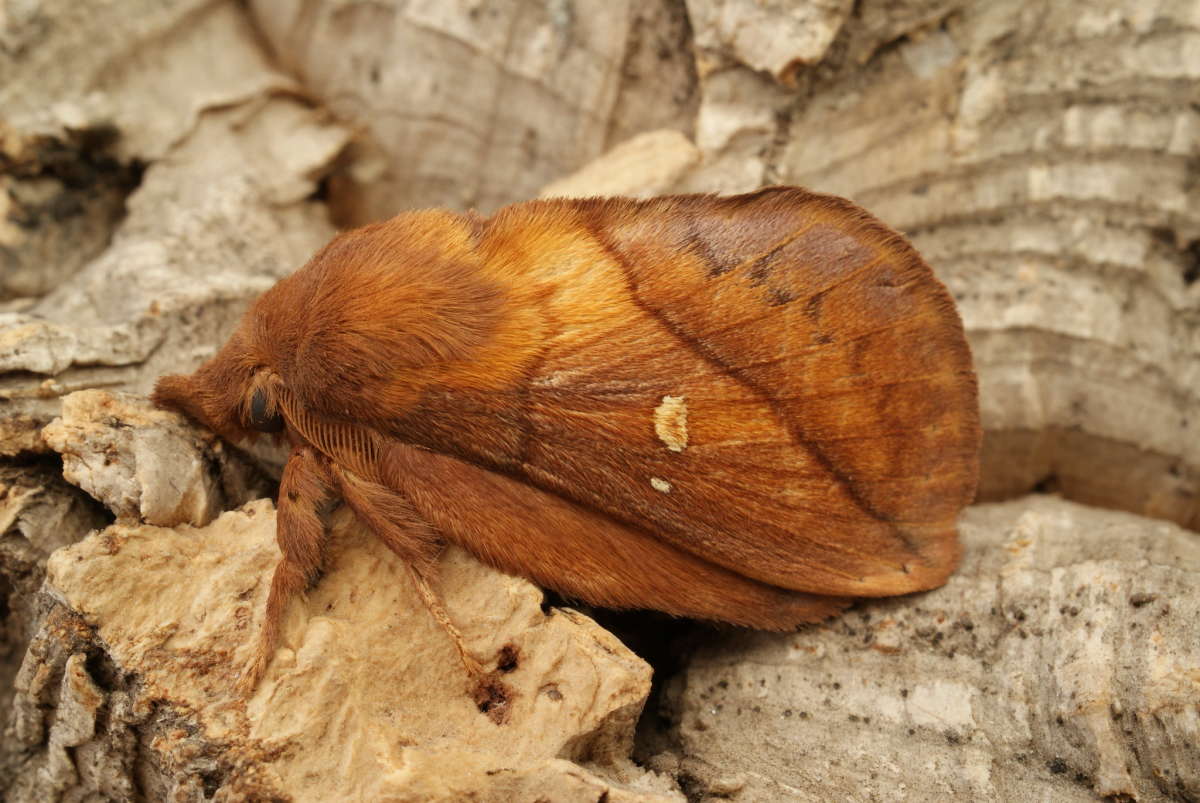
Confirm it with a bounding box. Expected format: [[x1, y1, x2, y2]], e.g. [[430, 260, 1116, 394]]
[[660, 497, 1200, 800], [247, 0, 699, 220], [1, 0, 1196, 800]]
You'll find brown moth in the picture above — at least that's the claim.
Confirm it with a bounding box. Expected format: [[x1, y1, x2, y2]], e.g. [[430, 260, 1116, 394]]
[[152, 187, 981, 698]]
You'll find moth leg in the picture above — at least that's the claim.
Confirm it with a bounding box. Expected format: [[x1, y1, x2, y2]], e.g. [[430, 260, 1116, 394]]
[[330, 466, 489, 687], [406, 563, 486, 681], [239, 445, 331, 694]]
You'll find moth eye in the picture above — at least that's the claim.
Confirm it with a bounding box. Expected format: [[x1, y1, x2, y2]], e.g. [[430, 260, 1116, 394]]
[[248, 387, 285, 433]]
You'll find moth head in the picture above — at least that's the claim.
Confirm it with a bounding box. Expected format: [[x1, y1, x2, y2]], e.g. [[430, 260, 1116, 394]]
[[152, 330, 285, 443], [156, 209, 506, 436]]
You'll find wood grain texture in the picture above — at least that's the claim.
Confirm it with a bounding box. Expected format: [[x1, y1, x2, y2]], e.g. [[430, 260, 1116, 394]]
[[152, 187, 980, 686]]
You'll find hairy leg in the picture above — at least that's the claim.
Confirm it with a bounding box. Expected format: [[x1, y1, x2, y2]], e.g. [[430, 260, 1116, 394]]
[[331, 465, 489, 686], [239, 446, 331, 693]]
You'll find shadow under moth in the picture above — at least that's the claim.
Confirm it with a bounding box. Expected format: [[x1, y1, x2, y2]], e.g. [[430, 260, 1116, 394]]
[[153, 187, 981, 703]]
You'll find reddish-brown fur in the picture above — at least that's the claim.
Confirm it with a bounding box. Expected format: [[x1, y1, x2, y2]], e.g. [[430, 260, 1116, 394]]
[[152, 187, 981, 695]]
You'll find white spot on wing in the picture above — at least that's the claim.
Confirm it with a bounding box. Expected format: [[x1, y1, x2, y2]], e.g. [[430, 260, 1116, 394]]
[[650, 477, 672, 493], [653, 395, 688, 452]]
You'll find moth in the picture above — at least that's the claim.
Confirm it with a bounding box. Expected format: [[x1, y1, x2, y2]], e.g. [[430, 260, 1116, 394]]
[[152, 187, 980, 699]]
